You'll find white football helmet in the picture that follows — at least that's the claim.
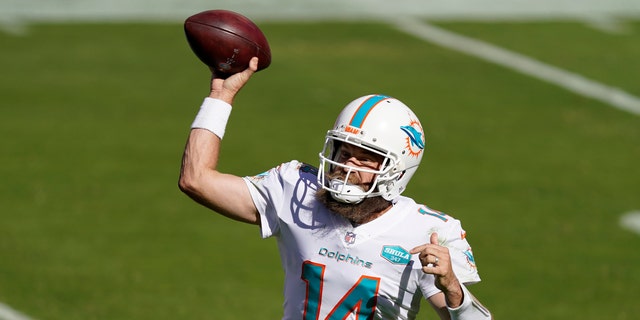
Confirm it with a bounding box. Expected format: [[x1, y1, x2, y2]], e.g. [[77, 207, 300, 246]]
[[318, 94, 426, 204]]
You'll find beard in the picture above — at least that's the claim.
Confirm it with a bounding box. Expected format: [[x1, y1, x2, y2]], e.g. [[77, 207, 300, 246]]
[[316, 170, 391, 225], [316, 170, 392, 225], [316, 188, 391, 225]]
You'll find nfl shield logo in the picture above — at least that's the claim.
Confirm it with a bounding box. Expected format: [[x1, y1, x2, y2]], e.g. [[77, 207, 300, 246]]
[[344, 232, 357, 245]]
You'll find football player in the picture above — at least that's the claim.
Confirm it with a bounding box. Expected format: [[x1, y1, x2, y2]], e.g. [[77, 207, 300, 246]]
[[179, 57, 492, 319]]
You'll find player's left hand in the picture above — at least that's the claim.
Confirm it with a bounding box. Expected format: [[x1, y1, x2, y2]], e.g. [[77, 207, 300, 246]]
[[410, 232, 463, 306]]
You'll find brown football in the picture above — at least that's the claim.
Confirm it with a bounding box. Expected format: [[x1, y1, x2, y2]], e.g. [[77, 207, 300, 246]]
[[184, 10, 271, 77]]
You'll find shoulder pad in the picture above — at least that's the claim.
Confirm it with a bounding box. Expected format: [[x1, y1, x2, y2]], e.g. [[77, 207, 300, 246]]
[[298, 163, 319, 176]]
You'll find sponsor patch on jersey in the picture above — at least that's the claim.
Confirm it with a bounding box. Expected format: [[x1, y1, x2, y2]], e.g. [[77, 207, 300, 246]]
[[381, 245, 411, 265]]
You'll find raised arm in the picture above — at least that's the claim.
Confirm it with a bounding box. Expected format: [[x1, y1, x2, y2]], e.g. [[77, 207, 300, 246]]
[[178, 58, 260, 225]]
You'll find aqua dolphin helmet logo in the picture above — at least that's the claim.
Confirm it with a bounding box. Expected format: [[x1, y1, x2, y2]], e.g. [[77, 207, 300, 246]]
[[400, 121, 425, 157]]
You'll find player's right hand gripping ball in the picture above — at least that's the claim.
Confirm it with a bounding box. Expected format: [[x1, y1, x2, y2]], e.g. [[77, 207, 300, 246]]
[[184, 9, 271, 77]]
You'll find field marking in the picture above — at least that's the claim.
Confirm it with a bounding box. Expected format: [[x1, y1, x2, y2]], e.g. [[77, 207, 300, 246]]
[[583, 16, 631, 34], [620, 211, 640, 235], [0, 302, 34, 320], [391, 17, 640, 117]]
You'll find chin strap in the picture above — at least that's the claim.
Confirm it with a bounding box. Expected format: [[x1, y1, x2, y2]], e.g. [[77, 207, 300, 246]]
[[329, 179, 366, 204]]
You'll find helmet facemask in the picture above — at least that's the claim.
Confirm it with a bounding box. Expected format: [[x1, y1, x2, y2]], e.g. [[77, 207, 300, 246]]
[[318, 134, 403, 204]]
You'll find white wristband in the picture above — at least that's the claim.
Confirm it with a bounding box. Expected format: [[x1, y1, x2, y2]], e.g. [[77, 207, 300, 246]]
[[448, 284, 492, 320], [190, 97, 232, 139]]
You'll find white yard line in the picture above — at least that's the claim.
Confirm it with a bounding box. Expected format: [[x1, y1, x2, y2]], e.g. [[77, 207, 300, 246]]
[[583, 16, 631, 34], [391, 17, 640, 117], [0, 302, 34, 320], [620, 211, 640, 235]]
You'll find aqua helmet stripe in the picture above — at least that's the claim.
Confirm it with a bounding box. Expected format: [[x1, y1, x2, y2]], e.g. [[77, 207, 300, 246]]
[[348, 95, 390, 128]]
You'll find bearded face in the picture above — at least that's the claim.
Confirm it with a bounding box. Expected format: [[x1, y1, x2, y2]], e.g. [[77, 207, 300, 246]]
[[316, 145, 392, 225]]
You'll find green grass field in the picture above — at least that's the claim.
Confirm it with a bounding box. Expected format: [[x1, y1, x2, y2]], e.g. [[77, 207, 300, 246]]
[[1, 19, 639, 319]]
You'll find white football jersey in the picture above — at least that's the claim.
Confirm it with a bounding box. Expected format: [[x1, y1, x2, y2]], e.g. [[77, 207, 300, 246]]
[[244, 160, 481, 320]]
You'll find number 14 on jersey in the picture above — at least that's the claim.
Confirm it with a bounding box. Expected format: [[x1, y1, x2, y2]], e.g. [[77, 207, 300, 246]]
[[302, 261, 381, 319]]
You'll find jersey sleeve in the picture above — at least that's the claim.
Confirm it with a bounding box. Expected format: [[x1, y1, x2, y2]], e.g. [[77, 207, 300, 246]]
[[418, 215, 481, 300], [243, 163, 287, 239], [243, 160, 307, 239], [441, 218, 481, 285]]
